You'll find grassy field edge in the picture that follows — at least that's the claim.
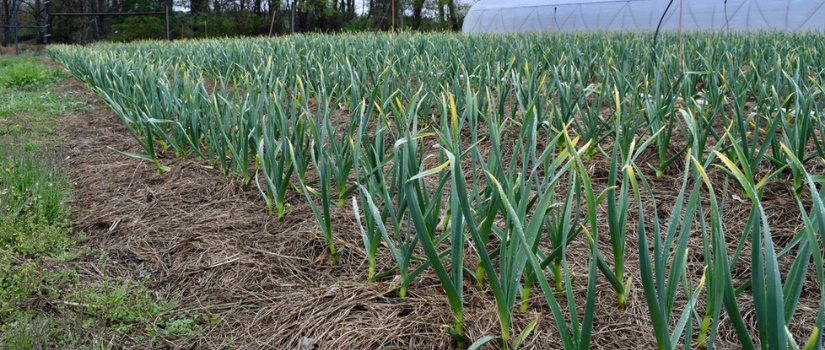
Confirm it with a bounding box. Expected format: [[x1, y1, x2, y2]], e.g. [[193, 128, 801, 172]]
[[0, 55, 206, 349]]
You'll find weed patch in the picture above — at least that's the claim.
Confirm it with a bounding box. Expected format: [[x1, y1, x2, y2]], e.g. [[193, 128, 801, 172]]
[[0, 56, 64, 89]]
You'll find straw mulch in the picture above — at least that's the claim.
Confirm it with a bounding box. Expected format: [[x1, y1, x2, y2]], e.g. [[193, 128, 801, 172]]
[[57, 74, 823, 350]]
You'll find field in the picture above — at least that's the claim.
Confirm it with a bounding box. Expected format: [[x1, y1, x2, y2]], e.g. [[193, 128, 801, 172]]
[[35, 31, 825, 349]]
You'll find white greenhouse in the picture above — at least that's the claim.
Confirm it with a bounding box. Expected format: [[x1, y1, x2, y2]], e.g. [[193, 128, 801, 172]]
[[462, 0, 825, 33]]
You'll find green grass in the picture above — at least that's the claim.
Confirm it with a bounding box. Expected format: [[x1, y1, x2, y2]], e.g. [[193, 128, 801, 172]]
[[0, 55, 77, 259], [0, 154, 74, 256], [0, 55, 204, 349], [0, 89, 80, 118], [0, 55, 64, 89], [0, 56, 84, 148]]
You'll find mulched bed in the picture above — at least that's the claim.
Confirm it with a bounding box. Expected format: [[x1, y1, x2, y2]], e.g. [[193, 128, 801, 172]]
[[57, 72, 823, 349]]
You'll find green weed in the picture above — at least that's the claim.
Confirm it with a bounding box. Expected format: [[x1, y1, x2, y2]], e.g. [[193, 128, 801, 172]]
[[0, 58, 64, 89]]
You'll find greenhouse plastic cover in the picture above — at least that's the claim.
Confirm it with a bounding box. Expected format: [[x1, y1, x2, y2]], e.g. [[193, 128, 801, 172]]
[[462, 0, 825, 33]]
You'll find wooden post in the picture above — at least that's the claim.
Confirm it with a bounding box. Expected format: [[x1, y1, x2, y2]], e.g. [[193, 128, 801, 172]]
[[679, 0, 683, 66], [268, 4, 277, 37]]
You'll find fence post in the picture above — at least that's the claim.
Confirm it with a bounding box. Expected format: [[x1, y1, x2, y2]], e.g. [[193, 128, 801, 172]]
[[44, 0, 49, 44], [13, 0, 19, 55], [165, 0, 169, 40]]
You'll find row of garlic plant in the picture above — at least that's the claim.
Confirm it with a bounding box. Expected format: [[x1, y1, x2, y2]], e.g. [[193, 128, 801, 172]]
[[48, 32, 825, 178], [48, 30, 825, 349]]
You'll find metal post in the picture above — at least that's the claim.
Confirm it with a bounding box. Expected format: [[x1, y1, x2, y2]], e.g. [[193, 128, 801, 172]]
[[165, 0, 171, 41], [165, 0, 170, 40], [44, 0, 48, 44], [13, 0, 19, 55], [290, 0, 295, 34]]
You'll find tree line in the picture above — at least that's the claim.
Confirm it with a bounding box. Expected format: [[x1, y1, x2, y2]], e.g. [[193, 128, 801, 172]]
[[1, 0, 472, 46]]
